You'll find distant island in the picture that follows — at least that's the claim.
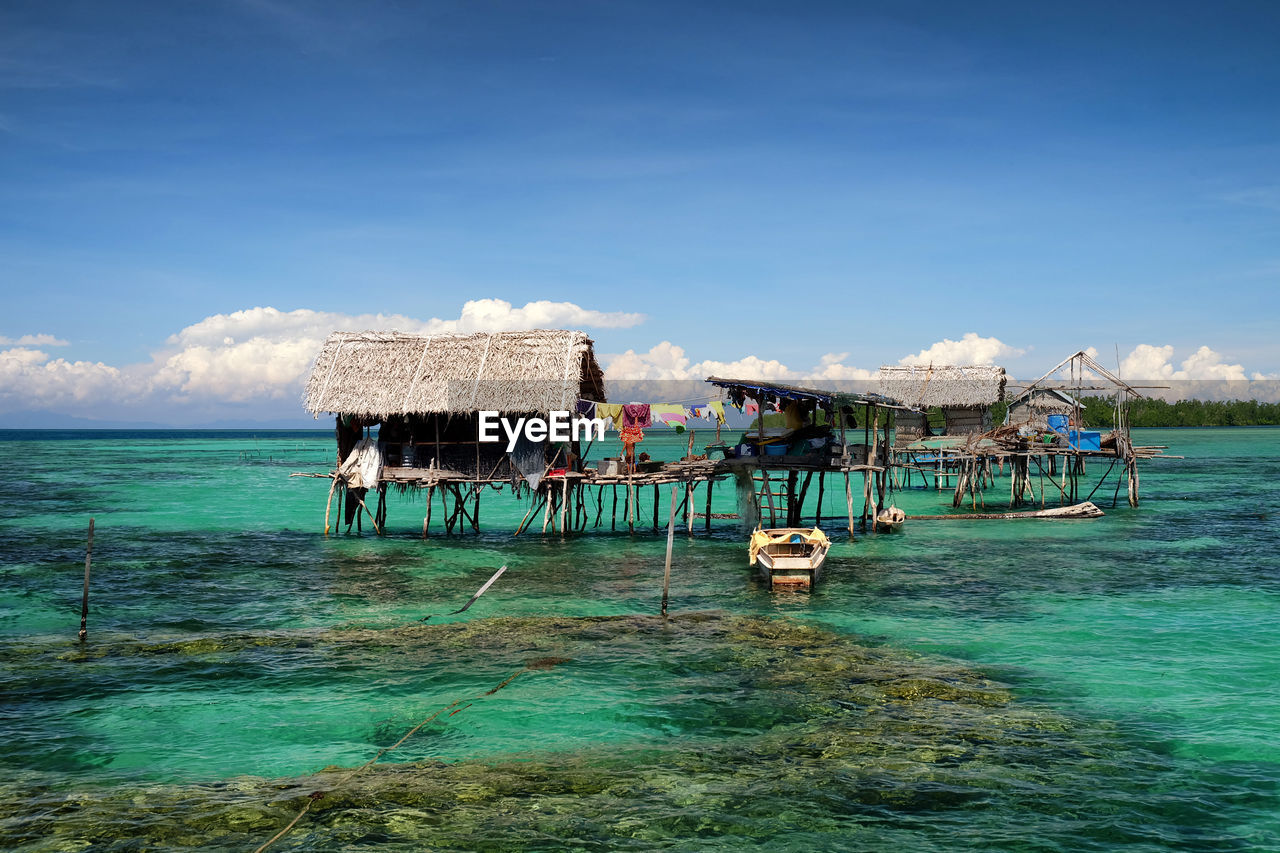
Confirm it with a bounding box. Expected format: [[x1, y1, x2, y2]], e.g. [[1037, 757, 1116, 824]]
[[992, 398, 1280, 428]]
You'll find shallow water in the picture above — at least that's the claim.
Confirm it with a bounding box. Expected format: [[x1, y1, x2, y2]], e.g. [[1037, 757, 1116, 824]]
[[0, 427, 1277, 851]]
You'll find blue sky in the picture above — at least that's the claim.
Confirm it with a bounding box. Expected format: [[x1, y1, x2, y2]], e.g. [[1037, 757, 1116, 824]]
[[2, 1, 1278, 424]]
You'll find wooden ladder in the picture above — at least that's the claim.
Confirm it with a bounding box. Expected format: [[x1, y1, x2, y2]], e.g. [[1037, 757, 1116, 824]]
[[752, 470, 790, 527]]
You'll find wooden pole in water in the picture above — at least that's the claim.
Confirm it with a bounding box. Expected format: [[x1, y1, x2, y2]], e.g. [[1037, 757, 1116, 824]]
[[513, 489, 536, 536], [323, 475, 338, 535], [686, 481, 694, 534], [844, 470, 855, 536], [815, 471, 824, 527], [78, 518, 93, 642], [704, 477, 713, 532], [356, 493, 381, 534], [559, 476, 569, 538], [661, 485, 677, 617], [423, 484, 434, 538]]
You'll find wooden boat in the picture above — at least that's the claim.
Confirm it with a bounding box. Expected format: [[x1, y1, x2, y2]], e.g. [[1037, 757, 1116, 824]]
[[749, 527, 830, 590], [875, 505, 905, 532]]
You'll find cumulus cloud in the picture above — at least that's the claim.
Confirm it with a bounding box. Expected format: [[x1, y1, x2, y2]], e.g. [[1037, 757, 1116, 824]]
[[605, 336, 1027, 384], [0, 333, 70, 346], [143, 300, 644, 401], [811, 353, 877, 381], [0, 347, 133, 409], [899, 333, 1024, 366], [1119, 344, 1247, 380], [604, 345, 874, 382], [1, 300, 646, 420], [604, 342, 796, 381]]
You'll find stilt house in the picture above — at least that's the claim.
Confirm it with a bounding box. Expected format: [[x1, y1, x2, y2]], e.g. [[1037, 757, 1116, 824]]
[[878, 364, 1007, 439], [304, 330, 606, 485]]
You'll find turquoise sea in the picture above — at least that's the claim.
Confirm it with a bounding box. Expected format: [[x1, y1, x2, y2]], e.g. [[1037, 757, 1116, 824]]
[[1, 427, 1277, 851]]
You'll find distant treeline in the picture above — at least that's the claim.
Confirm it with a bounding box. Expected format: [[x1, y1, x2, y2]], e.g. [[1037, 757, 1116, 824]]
[[1037, 398, 1280, 428]]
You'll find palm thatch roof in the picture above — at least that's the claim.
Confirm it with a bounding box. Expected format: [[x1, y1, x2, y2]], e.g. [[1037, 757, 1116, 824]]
[[304, 330, 605, 418], [877, 364, 1006, 408]]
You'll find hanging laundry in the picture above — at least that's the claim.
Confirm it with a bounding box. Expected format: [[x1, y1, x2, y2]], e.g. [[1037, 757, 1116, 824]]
[[744, 402, 759, 416], [575, 399, 596, 418], [596, 403, 624, 430], [616, 422, 640, 448], [622, 403, 652, 428], [651, 404, 687, 428], [689, 402, 727, 425]]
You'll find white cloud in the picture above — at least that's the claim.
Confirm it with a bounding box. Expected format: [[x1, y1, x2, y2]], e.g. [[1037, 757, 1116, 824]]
[[899, 333, 1024, 366], [425, 299, 644, 334], [1119, 344, 1247, 380], [812, 353, 876, 381], [604, 342, 794, 381], [1, 300, 646, 419], [604, 344, 867, 382], [0, 347, 133, 409], [0, 333, 70, 346]]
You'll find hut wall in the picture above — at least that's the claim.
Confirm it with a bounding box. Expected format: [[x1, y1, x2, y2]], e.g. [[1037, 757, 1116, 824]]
[[893, 411, 929, 445], [941, 406, 991, 436], [377, 412, 553, 481]]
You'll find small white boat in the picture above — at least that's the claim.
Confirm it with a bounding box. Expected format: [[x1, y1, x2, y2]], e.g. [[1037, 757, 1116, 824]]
[[875, 505, 905, 533], [749, 527, 830, 590]]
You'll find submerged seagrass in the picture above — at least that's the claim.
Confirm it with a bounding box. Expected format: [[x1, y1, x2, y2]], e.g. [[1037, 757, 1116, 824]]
[[0, 612, 1232, 852]]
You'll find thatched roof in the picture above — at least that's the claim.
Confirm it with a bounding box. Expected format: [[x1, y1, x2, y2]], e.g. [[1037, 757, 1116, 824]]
[[304, 330, 605, 418], [877, 364, 1006, 408]]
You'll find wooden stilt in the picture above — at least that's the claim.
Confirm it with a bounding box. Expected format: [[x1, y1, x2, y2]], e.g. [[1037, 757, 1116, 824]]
[[704, 477, 713, 532], [661, 485, 677, 617], [423, 484, 434, 538], [844, 470, 855, 536], [355, 493, 381, 535], [513, 490, 537, 536], [77, 514, 92, 640], [815, 472, 824, 527], [324, 475, 338, 535], [686, 481, 694, 534], [559, 476, 569, 538]]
